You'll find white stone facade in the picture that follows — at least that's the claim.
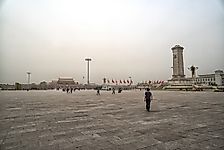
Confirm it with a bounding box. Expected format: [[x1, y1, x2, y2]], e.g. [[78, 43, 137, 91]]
[[195, 70, 224, 86]]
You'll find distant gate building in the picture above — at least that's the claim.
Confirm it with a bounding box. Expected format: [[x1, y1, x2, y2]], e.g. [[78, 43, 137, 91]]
[[57, 78, 78, 88]]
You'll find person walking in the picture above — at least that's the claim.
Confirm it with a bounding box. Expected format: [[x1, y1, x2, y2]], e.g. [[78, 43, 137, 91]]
[[96, 88, 100, 95], [144, 88, 152, 112], [112, 88, 115, 94]]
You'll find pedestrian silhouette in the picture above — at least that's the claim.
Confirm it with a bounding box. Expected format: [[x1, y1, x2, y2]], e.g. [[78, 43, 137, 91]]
[[118, 88, 122, 93], [112, 88, 115, 94], [144, 88, 152, 112], [96, 89, 100, 95]]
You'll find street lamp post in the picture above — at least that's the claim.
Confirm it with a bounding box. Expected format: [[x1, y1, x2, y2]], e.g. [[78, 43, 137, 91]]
[[85, 58, 92, 84], [27, 72, 31, 91]]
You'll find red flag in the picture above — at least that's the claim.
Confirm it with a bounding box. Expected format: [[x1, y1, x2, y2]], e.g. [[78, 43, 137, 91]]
[[127, 80, 129, 84], [103, 78, 106, 84], [107, 80, 110, 83], [112, 79, 114, 83], [148, 80, 151, 84], [115, 80, 118, 84], [123, 80, 126, 84], [130, 80, 133, 84], [120, 80, 122, 84]]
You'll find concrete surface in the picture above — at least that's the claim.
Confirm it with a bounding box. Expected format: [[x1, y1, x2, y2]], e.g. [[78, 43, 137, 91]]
[[0, 90, 223, 150]]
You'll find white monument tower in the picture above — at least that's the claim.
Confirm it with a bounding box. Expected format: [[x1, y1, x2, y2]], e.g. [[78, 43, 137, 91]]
[[171, 45, 185, 81]]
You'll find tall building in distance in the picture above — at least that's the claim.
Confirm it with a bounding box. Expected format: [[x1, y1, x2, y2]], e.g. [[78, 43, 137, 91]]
[[169, 45, 191, 84], [171, 45, 185, 80], [168, 44, 224, 86]]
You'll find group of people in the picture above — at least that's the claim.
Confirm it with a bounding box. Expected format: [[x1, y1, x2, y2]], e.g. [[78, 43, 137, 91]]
[[96, 88, 122, 95], [62, 87, 79, 93], [97, 87, 153, 112], [63, 87, 153, 112]]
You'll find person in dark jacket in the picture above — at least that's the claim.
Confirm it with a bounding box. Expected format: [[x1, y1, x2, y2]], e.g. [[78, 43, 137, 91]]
[[112, 88, 115, 94], [144, 88, 152, 112], [96, 88, 100, 95]]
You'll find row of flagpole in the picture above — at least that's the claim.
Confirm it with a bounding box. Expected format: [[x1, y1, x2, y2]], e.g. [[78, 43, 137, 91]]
[[102, 79, 166, 85], [103, 78, 133, 85]]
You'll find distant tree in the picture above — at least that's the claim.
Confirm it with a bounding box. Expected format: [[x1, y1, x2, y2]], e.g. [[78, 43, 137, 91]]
[[40, 81, 47, 90]]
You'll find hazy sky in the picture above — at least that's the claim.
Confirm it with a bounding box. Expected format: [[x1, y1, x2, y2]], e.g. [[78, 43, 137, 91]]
[[0, 0, 224, 84]]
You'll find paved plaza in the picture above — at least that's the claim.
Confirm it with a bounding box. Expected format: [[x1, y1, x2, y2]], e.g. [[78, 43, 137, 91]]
[[0, 90, 224, 150]]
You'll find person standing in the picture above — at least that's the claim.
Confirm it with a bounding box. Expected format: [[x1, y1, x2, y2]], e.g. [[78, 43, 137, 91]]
[[144, 88, 152, 112], [118, 88, 122, 93], [112, 88, 115, 94], [96, 88, 100, 95]]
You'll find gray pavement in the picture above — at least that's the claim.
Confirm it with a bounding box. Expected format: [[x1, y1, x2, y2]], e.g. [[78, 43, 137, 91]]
[[0, 90, 224, 150]]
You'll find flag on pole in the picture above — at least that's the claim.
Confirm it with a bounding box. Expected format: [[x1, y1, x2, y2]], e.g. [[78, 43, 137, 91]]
[[103, 78, 106, 84]]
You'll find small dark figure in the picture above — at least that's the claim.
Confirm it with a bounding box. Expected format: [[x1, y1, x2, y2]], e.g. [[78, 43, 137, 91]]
[[70, 88, 73, 93], [66, 88, 69, 93], [118, 88, 122, 93], [144, 88, 152, 112], [96, 89, 100, 95], [112, 88, 115, 94]]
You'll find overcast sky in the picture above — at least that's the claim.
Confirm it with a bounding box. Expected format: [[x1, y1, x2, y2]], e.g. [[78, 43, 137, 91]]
[[0, 0, 224, 84]]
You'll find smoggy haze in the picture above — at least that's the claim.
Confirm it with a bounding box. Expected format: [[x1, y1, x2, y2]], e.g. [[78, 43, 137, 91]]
[[0, 0, 224, 84]]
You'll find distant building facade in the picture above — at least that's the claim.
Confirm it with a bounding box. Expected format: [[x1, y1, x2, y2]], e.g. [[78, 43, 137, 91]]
[[196, 70, 224, 86], [57, 77, 78, 88]]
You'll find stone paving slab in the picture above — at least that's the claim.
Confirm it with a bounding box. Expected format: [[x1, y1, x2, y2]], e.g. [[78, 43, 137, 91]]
[[0, 90, 224, 150]]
